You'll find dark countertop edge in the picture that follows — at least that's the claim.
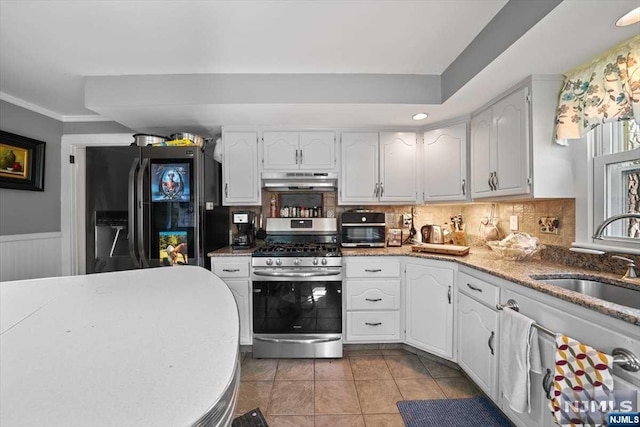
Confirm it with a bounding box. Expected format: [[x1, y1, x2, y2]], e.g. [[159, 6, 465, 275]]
[[209, 245, 640, 326]]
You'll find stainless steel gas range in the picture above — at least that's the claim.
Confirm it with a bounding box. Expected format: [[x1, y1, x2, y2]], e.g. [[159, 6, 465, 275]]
[[251, 218, 342, 358]]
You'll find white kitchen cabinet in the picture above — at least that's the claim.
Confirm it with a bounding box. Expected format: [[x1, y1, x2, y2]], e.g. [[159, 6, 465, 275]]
[[404, 260, 455, 360], [423, 122, 468, 202], [339, 131, 417, 204], [262, 131, 335, 171], [457, 291, 499, 400], [470, 76, 574, 199], [210, 256, 252, 345], [344, 257, 402, 343], [222, 131, 260, 205]]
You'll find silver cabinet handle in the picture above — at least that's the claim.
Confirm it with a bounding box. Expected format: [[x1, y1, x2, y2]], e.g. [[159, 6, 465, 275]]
[[467, 283, 483, 292], [300, 149, 303, 164], [374, 182, 379, 197], [365, 298, 382, 302], [225, 183, 228, 197], [488, 331, 495, 355], [365, 322, 382, 326], [295, 149, 299, 164], [448, 285, 452, 304], [364, 269, 382, 273], [222, 268, 240, 272], [542, 368, 553, 399], [492, 171, 498, 190], [461, 179, 466, 195], [380, 182, 384, 197], [488, 172, 494, 191]]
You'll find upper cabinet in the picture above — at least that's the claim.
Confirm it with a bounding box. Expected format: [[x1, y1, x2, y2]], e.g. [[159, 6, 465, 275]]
[[263, 131, 336, 171], [222, 131, 261, 206], [423, 122, 468, 202], [340, 131, 417, 205], [470, 76, 574, 200]]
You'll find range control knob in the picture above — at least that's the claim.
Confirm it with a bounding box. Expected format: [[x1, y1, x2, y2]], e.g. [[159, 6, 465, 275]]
[[312, 258, 319, 265], [321, 258, 328, 265], [275, 258, 282, 266], [266, 259, 273, 266], [294, 258, 301, 266]]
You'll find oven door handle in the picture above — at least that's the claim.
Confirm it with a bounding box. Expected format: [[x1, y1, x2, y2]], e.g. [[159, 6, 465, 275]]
[[254, 336, 342, 344], [253, 270, 341, 278]]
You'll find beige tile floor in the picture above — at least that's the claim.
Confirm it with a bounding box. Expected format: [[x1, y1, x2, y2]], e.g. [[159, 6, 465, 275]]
[[234, 348, 481, 427]]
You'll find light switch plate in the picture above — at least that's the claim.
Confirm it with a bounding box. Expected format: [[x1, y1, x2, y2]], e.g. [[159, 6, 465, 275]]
[[205, 202, 214, 210], [510, 215, 519, 231]]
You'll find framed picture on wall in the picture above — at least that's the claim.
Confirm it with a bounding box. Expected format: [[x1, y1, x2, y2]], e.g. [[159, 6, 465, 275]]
[[0, 130, 46, 191]]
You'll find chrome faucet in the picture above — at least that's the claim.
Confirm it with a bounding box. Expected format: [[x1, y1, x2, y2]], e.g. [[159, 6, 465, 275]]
[[611, 255, 638, 281], [593, 213, 640, 240]]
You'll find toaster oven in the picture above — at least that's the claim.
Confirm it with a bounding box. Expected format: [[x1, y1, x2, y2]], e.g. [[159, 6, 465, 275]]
[[339, 211, 386, 248]]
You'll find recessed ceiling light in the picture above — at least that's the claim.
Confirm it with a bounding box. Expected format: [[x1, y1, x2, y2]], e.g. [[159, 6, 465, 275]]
[[615, 6, 640, 27], [412, 112, 429, 121]]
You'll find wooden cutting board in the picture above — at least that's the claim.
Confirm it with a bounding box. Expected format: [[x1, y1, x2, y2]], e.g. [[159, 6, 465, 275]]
[[411, 243, 470, 256]]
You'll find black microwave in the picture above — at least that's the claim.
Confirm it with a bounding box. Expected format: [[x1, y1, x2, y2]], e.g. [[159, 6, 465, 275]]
[[339, 211, 386, 248]]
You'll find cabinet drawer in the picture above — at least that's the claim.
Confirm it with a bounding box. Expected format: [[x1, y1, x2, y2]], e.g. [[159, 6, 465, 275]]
[[458, 271, 499, 308], [346, 280, 400, 310], [346, 311, 400, 341], [346, 261, 401, 278], [212, 261, 250, 278]]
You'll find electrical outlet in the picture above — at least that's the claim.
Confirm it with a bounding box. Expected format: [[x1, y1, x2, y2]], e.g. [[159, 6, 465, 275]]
[[510, 215, 519, 231], [539, 216, 560, 234], [403, 214, 412, 226]]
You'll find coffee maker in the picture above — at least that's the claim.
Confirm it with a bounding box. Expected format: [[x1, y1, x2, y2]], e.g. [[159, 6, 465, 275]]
[[232, 211, 256, 249]]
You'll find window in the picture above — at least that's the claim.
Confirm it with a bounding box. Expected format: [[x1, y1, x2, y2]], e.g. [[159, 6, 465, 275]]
[[592, 118, 640, 248]]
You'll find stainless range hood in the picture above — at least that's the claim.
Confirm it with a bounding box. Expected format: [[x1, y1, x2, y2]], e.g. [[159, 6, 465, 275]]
[[261, 172, 338, 191]]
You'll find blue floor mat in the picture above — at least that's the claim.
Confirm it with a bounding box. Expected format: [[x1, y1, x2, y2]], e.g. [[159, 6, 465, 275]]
[[397, 396, 512, 427]]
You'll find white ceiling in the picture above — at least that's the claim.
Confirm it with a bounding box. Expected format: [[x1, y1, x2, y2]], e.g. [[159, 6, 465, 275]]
[[1, 0, 639, 135]]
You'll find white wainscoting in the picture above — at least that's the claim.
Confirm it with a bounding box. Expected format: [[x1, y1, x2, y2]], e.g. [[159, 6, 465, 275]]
[[0, 232, 62, 281]]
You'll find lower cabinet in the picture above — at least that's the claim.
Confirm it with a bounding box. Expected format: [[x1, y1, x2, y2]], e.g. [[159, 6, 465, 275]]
[[404, 260, 455, 360], [457, 291, 499, 400], [210, 256, 252, 345]]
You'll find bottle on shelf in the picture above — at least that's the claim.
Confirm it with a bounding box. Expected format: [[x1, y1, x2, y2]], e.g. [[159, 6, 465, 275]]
[[270, 194, 277, 218]]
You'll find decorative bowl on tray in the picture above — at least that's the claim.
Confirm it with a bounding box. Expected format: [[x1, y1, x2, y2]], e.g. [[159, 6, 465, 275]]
[[486, 232, 544, 261]]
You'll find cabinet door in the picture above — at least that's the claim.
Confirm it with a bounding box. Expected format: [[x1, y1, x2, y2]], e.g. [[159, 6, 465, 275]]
[[492, 87, 530, 197], [262, 131, 299, 170], [223, 132, 260, 205], [405, 262, 454, 360], [225, 279, 251, 345], [423, 123, 467, 202], [339, 132, 379, 204], [299, 131, 335, 171], [379, 132, 417, 203], [470, 108, 494, 198], [457, 292, 499, 400]]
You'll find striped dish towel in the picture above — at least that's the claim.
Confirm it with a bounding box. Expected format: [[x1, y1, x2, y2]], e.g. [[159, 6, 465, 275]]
[[549, 334, 614, 426]]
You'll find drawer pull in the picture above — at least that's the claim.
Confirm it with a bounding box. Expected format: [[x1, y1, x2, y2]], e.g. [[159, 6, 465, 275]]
[[222, 268, 241, 272], [364, 269, 382, 273], [365, 298, 382, 302], [488, 331, 495, 355], [447, 285, 451, 304], [542, 368, 553, 399], [467, 283, 483, 292], [365, 322, 382, 326]]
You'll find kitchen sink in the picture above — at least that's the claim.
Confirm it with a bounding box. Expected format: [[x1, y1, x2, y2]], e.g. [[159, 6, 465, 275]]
[[531, 275, 640, 310]]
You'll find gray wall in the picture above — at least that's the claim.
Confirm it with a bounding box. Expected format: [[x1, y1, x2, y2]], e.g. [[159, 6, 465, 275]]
[[0, 100, 62, 235]]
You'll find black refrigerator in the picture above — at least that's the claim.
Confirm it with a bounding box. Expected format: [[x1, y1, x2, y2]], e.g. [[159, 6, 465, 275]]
[[86, 143, 229, 274]]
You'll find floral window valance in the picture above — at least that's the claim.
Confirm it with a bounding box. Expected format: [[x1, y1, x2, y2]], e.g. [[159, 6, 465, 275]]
[[555, 35, 640, 144]]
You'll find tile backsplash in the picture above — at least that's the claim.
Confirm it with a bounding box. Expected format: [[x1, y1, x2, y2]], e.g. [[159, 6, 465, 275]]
[[237, 193, 576, 248]]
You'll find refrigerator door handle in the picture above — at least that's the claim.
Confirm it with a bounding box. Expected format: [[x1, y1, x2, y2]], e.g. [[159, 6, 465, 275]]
[[128, 158, 141, 268], [137, 158, 150, 268]]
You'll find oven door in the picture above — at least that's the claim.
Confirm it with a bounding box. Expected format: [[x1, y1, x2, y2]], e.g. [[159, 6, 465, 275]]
[[252, 279, 342, 335]]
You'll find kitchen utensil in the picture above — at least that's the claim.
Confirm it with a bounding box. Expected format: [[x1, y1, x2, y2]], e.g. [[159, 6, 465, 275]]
[[133, 133, 168, 146], [256, 211, 266, 240], [480, 204, 500, 241], [421, 224, 444, 244]]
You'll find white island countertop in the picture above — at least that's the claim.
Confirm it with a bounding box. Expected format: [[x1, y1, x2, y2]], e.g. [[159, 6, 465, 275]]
[[1, 266, 240, 427]]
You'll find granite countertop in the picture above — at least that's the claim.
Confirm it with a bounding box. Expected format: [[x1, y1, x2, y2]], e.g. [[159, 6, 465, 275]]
[[209, 245, 640, 326]]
